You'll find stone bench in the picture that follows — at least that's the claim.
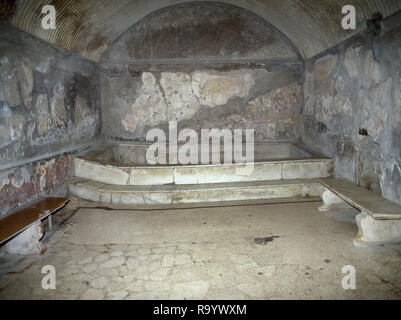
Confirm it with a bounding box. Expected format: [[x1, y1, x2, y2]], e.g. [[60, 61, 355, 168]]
[[0, 197, 69, 255], [318, 178, 401, 245]]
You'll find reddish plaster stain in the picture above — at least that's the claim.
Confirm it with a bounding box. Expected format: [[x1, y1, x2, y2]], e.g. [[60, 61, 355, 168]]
[[0, 154, 72, 213]]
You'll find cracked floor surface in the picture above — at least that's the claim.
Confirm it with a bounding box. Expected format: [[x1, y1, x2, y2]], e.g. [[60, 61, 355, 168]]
[[0, 197, 400, 299]]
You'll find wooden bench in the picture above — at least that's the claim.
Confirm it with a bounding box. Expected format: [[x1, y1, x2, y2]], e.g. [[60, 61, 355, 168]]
[[318, 178, 401, 244], [0, 197, 69, 254]]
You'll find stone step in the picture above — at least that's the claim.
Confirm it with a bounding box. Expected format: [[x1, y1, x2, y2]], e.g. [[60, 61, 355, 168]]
[[73, 157, 333, 186], [68, 177, 323, 205]]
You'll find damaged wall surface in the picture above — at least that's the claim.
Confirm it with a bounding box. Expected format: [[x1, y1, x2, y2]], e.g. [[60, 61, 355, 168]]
[[101, 68, 302, 142], [0, 22, 101, 216], [100, 3, 302, 142], [101, 2, 298, 61], [302, 25, 401, 205], [0, 154, 72, 215]]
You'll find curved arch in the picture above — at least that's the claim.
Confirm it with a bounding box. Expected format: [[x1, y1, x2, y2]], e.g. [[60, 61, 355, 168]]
[[11, 0, 401, 61], [101, 1, 304, 62]]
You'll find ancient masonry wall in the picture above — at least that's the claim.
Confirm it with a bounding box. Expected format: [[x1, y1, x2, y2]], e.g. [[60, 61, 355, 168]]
[[0, 22, 101, 216], [100, 2, 303, 143], [302, 25, 401, 205]]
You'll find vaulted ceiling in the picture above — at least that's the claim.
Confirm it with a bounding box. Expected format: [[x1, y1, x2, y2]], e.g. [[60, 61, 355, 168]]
[[10, 0, 401, 62]]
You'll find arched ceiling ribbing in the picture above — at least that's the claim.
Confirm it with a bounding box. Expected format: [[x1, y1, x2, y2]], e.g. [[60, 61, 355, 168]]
[[9, 0, 401, 61]]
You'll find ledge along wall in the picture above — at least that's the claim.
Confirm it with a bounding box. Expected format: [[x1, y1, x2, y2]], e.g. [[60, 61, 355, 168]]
[[99, 2, 304, 143], [302, 19, 401, 205], [0, 22, 101, 216]]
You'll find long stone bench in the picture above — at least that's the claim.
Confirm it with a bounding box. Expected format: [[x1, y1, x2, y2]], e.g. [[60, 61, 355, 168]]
[[318, 178, 401, 244]]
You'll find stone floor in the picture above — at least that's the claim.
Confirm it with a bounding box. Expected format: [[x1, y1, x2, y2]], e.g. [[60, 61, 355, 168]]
[[0, 197, 400, 300]]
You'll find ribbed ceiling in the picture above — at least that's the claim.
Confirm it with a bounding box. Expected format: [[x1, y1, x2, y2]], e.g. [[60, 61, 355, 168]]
[[10, 0, 401, 61]]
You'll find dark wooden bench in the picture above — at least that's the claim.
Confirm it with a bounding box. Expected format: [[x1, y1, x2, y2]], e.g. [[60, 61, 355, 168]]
[[0, 197, 69, 245]]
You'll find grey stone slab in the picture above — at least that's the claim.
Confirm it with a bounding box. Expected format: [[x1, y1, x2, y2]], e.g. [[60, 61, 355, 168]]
[[319, 178, 401, 220]]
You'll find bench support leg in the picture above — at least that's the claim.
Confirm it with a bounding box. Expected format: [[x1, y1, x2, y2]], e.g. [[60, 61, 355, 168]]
[[318, 189, 352, 212], [48, 215, 52, 231], [4, 221, 46, 255], [354, 211, 401, 245]]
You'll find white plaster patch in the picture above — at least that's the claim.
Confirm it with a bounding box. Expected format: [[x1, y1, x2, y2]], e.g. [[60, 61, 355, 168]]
[[191, 70, 254, 107], [9, 112, 26, 140], [160, 72, 200, 121], [122, 72, 167, 132]]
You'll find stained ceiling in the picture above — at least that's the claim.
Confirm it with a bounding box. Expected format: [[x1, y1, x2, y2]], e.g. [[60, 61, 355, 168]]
[[9, 0, 401, 61]]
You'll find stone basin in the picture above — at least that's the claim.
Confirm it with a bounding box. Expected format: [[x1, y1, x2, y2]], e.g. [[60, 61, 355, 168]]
[[73, 142, 333, 185]]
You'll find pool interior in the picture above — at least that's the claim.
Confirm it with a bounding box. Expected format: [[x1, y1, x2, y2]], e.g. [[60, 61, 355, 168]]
[[78, 142, 330, 167]]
